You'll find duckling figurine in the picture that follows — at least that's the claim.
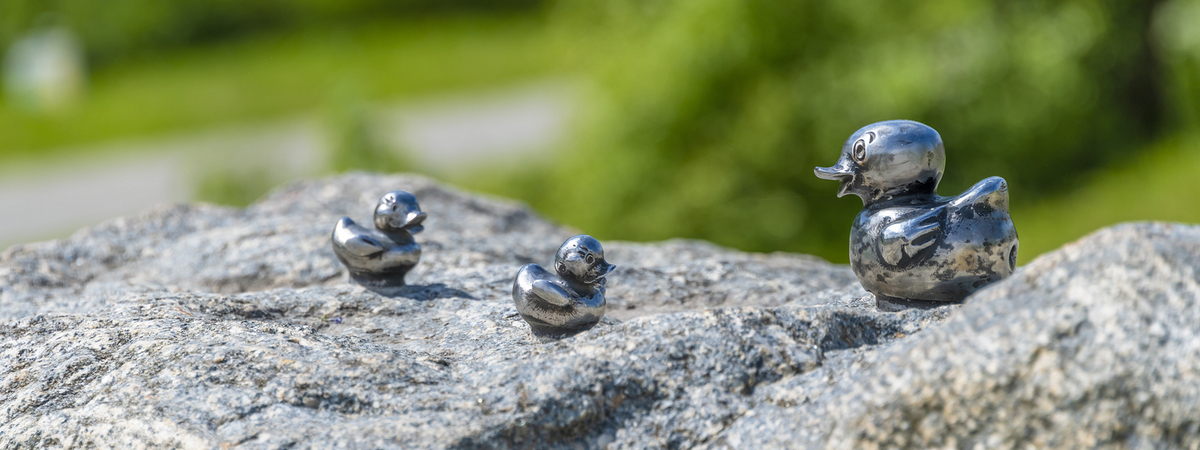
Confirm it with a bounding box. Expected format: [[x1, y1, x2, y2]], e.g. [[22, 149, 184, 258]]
[[815, 120, 1018, 308], [512, 235, 616, 338], [331, 190, 427, 296]]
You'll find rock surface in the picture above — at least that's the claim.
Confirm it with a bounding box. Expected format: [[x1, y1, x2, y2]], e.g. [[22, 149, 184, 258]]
[[1, 173, 1197, 449]]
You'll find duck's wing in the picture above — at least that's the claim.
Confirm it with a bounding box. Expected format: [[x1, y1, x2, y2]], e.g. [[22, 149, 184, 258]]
[[948, 176, 1009, 212], [877, 177, 1010, 267], [530, 279, 573, 307], [879, 208, 942, 266], [514, 264, 573, 307], [331, 217, 386, 257]]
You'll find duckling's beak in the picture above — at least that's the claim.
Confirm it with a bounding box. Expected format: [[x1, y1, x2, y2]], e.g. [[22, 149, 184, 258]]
[[600, 261, 616, 276], [590, 259, 619, 280], [591, 261, 616, 284], [402, 211, 427, 233], [814, 163, 855, 198]]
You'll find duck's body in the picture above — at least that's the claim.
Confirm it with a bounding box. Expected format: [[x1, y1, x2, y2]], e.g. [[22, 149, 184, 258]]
[[331, 190, 426, 295], [816, 120, 1018, 305], [513, 264, 606, 337], [332, 218, 421, 290], [512, 235, 615, 338], [849, 176, 1017, 302]]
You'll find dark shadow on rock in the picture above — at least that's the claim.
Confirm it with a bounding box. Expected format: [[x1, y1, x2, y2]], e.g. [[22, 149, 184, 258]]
[[875, 294, 958, 312], [367, 283, 475, 301]]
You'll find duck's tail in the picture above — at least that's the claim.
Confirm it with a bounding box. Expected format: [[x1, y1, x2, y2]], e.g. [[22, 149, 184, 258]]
[[950, 176, 1009, 213]]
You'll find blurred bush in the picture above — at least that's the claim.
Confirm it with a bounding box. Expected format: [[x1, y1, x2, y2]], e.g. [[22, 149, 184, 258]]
[[0, 0, 542, 68], [5, 0, 1199, 262], [485, 0, 1187, 261], [325, 82, 411, 175], [1154, 0, 1200, 130]]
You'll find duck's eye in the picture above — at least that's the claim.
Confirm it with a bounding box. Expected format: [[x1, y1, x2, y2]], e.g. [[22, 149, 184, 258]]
[[866, 131, 876, 143], [853, 139, 867, 162], [585, 254, 595, 264]]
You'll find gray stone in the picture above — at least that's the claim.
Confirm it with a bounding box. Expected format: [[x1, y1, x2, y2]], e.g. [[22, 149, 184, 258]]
[[711, 222, 1200, 449], [1, 173, 1197, 449]]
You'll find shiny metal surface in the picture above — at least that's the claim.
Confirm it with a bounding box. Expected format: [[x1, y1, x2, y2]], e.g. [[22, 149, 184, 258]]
[[816, 120, 1018, 306], [331, 190, 427, 296], [512, 235, 616, 338]]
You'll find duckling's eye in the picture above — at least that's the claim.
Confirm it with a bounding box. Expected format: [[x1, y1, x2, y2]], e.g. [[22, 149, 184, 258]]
[[585, 254, 595, 264], [853, 139, 867, 163]]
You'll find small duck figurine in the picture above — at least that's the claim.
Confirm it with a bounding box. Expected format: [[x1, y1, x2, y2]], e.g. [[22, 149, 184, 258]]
[[512, 235, 616, 338], [331, 190, 427, 295], [815, 120, 1018, 308]]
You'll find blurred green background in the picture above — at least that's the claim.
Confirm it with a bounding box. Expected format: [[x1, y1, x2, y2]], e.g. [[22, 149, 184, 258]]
[[2, 0, 1199, 265]]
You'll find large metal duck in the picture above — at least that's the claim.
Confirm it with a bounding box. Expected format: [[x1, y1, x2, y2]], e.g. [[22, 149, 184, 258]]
[[331, 190, 427, 296], [815, 120, 1018, 308]]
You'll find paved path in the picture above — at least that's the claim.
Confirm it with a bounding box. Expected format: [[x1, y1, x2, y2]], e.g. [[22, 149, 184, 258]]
[[0, 81, 574, 248]]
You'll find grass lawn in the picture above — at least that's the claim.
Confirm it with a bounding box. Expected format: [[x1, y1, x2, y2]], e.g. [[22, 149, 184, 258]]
[[0, 13, 563, 159]]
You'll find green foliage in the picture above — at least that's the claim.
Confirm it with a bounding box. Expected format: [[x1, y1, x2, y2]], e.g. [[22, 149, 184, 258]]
[[1015, 133, 1200, 263], [483, 0, 1185, 262], [326, 83, 411, 174], [6, 0, 1200, 263], [1153, 0, 1200, 129], [0, 16, 558, 157], [195, 168, 278, 207], [0, 0, 542, 68]]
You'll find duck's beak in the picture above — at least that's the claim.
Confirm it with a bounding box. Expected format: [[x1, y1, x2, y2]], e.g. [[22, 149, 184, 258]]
[[601, 262, 616, 276], [402, 211, 427, 233], [814, 162, 855, 198], [591, 261, 616, 284]]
